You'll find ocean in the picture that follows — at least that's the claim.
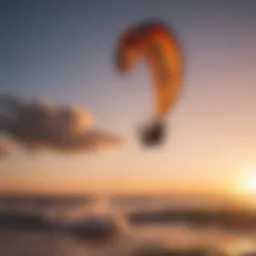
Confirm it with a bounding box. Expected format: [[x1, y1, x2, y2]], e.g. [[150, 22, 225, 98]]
[[0, 194, 255, 256]]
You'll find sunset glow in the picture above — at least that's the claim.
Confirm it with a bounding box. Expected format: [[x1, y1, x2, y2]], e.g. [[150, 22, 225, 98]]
[[238, 171, 256, 195], [0, 1, 255, 196]]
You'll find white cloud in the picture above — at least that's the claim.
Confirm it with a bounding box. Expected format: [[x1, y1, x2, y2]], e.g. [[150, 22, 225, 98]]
[[0, 94, 124, 154]]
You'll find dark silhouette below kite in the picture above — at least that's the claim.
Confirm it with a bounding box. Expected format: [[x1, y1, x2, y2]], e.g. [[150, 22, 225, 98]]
[[140, 120, 166, 146]]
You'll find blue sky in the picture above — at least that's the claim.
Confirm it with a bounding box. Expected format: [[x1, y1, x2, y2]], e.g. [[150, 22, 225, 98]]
[[0, 0, 256, 194]]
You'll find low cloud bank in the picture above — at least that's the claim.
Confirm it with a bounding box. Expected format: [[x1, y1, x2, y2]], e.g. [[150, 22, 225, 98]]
[[0, 94, 124, 154]]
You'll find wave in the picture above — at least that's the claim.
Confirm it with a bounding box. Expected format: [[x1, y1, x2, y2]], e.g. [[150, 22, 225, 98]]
[[127, 207, 256, 231], [1, 195, 256, 249], [0, 198, 130, 242], [1, 196, 256, 234], [132, 242, 256, 256], [0, 194, 94, 211], [0, 208, 256, 255], [133, 244, 221, 256], [0, 212, 54, 231]]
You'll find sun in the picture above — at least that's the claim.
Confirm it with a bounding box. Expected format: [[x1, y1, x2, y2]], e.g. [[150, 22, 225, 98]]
[[238, 170, 256, 195]]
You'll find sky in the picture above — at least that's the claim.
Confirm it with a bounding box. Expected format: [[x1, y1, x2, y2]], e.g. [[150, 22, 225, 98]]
[[0, 0, 256, 195]]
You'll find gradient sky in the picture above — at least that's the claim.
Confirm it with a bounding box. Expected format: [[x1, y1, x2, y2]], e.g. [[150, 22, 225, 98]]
[[0, 0, 255, 195]]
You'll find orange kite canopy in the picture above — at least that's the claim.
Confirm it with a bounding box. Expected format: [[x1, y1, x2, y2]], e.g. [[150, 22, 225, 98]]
[[115, 20, 184, 118], [115, 20, 184, 146]]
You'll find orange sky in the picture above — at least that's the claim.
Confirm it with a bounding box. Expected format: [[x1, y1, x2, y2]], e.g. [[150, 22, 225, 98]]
[[0, 1, 256, 195]]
